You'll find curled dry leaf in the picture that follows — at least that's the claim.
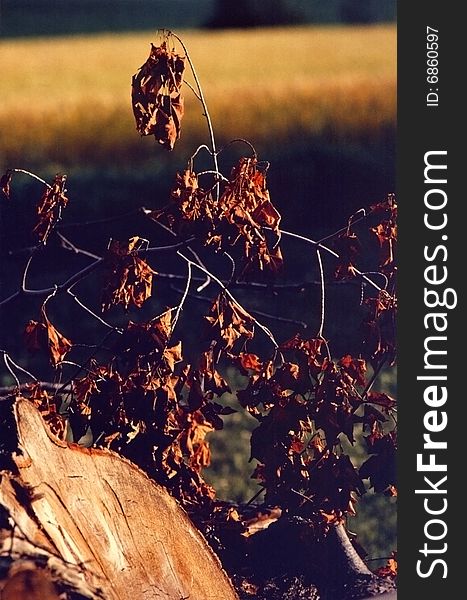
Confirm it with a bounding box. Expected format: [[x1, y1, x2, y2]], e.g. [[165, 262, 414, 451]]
[[33, 174, 68, 243], [1, 169, 13, 199], [374, 553, 398, 579], [101, 236, 156, 311], [333, 231, 361, 280], [338, 354, 367, 387], [24, 306, 72, 367], [132, 40, 186, 150], [218, 157, 282, 273], [206, 294, 254, 351]]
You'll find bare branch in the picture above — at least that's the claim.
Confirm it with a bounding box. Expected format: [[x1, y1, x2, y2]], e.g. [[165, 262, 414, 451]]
[[171, 260, 192, 332], [177, 251, 281, 352], [170, 285, 308, 329], [316, 248, 326, 339], [278, 228, 390, 297], [67, 290, 123, 333], [11, 168, 53, 189], [2, 351, 20, 389], [0, 382, 73, 398], [170, 32, 220, 198], [57, 231, 101, 260]]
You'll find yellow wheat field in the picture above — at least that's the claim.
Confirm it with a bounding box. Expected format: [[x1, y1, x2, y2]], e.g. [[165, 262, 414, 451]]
[[0, 25, 396, 170]]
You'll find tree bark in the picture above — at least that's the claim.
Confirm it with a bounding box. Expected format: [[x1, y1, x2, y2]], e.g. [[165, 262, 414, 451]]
[[0, 398, 238, 600]]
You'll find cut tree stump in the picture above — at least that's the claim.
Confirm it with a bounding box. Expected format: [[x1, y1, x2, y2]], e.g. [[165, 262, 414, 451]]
[[0, 398, 239, 600]]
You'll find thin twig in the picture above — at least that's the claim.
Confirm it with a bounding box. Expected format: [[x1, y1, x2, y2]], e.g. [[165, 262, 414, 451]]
[[58, 207, 143, 229], [316, 248, 325, 339], [11, 168, 52, 189], [0, 382, 73, 398], [361, 355, 389, 401], [1, 239, 194, 307], [197, 170, 229, 183], [317, 208, 368, 244], [57, 231, 101, 260], [1, 353, 37, 382], [172, 260, 192, 331], [182, 78, 202, 101], [177, 251, 281, 352], [170, 32, 220, 198], [278, 228, 388, 296], [148, 214, 212, 290], [170, 285, 308, 329], [2, 352, 20, 389], [219, 138, 258, 159], [67, 290, 123, 333], [21, 253, 36, 292]]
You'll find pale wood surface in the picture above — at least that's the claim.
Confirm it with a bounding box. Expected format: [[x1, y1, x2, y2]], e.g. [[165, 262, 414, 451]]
[[0, 398, 238, 600]]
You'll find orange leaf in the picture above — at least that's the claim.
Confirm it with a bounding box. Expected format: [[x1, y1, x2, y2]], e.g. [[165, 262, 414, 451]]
[[41, 307, 72, 366], [131, 41, 186, 149], [24, 308, 72, 367], [1, 170, 12, 199], [33, 174, 68, 243]]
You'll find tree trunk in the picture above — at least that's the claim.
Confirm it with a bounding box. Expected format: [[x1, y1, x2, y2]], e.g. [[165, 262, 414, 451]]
[[0, 398, 238, 600]]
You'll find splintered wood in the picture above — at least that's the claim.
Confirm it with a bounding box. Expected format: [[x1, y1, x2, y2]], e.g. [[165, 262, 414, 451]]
[[0, 398, 238, 600]]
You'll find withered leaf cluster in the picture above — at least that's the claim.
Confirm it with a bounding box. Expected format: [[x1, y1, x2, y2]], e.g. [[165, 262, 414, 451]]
[[132, 41, 185, 150], [52, 313, 237, 506], [0, 36, 400, 576], [34, 174, 68, 242], [331, 195, 397, 366], [206, 294, 255, 352], [375, 553, 398, 579], [236, 333, 396, 522], [1, 169, 12, 199], [153, 157, 283, 275], [101, 236, 156, 311]]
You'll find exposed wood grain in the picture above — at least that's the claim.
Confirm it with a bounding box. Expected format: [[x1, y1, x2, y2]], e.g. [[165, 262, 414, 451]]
[[0, 398, 238, 600]]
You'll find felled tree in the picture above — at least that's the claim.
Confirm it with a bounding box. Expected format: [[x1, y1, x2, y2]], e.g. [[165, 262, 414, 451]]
[[0, 30, 396, 600]]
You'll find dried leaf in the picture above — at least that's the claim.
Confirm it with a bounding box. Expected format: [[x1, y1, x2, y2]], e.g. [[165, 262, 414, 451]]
[[237, 352, 263, 374], [132, 41, 186, 149], [102, 236, 156, 311], [375, 553, 397, 579], [206, 294, 254, 351], [1, 169, 13, 199], [33, 174, 68, 243], [163, 341, 183, 372], [24, 307, 72, 366]]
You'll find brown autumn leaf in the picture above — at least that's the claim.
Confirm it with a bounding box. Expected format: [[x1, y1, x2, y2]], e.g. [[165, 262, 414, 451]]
[[366, 391, 397, 410], [339, 354, 367, 387], [206, 294, 254, 351], [237, 352, 263, 374], [374, 553, 398, 579], [371, 221, 397, 269], [74, 373, 100, 403], [1, 169, 13, 199], [24, 307, 72, 366], [333, 231, 361, 280], [150, 169, 215, 239], [197, 348, 231, 395], [131, 40, 186, 149], [101, 236, 156, 311], [218, 157, 282, 273], [281, 334, 327, 377], [24, 320, 47, 353], [163, 341, 183, 372], [33, 174, 68, 243]]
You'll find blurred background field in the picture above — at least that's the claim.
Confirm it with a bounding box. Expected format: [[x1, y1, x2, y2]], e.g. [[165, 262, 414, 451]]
[[1, 0, 396, 561], [0, 23, 396, 234], [1, 25, 395, 172]]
